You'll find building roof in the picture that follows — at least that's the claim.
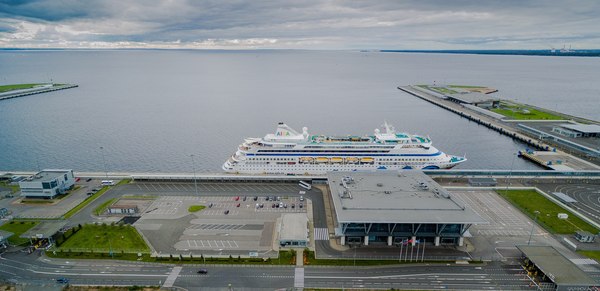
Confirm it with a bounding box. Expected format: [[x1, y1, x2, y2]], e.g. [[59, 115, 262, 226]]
[[0, 230, 14, 241], [279, 213, 309, 241], [327, 171, 487, 224], [20, 221, 67, 239], [21, 169, 72, 183], [560, 123, 600, 134], [446, 92, 498, 104], [517, 245, 597, 286], [109, 205, 138, 209]]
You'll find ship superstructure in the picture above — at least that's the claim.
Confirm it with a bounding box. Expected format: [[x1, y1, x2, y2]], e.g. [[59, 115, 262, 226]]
[[222, 122, 466, 174]]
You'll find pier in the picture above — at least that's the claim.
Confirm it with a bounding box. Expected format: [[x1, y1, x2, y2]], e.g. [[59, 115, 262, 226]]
[[0, 84, 78, 101], [398, 85, 600, 171]]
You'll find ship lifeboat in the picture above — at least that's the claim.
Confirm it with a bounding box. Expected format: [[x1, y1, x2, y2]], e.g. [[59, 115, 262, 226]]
[[345, 157, 358, 164], [299, 157, 313, 164], [360, 157, 374, 164], [330, 157, 343, 163], [315, 157, 329, 163]]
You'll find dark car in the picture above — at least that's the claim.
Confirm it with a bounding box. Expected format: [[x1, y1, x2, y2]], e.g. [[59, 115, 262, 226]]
[[259, 203, 264, 208], [253, 196, 258, 201], [236, 203, 241, 207], [224, 210, 230, 215], [56, 278, 69, 284], [299, 203, 304, 209], [243, 196, 247, 201], [86, 178, 92, 182], [234, 196, 240, 201], [271, 203, 276, 208], [291, 204, 295, 209], [197, 269, 208, 274]]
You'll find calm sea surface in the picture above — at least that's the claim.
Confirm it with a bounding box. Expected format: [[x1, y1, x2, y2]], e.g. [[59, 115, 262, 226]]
[[1, 50, 598, 173]]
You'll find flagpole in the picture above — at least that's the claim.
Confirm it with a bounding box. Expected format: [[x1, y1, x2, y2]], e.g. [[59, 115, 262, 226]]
[[404, 240, 409, 261], [399, 240, 403, 262], [421, 240, 426, 262], [410, 244, 414, 262]]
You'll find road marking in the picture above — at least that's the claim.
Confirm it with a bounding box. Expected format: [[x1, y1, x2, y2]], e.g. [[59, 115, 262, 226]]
[[163, 266, 182, 288], [314, 228, 329, 240], [294, 267, 304, 288]]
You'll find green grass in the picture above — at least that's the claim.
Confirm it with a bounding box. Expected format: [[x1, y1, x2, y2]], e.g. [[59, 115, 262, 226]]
[[94, 198, 117, 215], [0, 83, 48, 93], [448, 85, 486, 88], [188, 205, 206, 213], [491, 101, 564, 120], [63, 186, 109, 219], [116, 179, 131, 186], [57, 224, 150, 253], [497, 190, 599, 234], [0, 181, 19, 193], [578, 250, 600, 263], [0, 221, 40, 245]]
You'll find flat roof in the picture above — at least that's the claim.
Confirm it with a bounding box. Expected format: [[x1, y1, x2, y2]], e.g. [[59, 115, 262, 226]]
[[20, 221, 67, 239], [327, 171, 487, 224], [447, 92, 498, 104], [560, 123, 600, 134], [23, 169, 72, 183], [517, 245, 597, 286], [279, 213, 308, 241], [552, 192, 577, 203], [0, 230, 14, 240]]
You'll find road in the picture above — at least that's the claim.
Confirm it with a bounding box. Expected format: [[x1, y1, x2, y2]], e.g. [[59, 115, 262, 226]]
[[0, 251, 536, 290]]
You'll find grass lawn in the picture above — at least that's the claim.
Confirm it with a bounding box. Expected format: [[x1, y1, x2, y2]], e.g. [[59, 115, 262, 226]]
[[0, 181, 19, 193], [94, 198, 117, 215], [497, 190, 598, 234], [58, 224, 150, 253], [578, 250, 600, 263], [0, 221, 40, 245], [448, 85, 486, 89], [188, 205, 206, 213], [491, 101, 563, 120], [0, 83, 47, 93], [63, 186, 109, 219]]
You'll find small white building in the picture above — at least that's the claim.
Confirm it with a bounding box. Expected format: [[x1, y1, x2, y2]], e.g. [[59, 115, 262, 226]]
[[19, 169, 75, 198], [279, 213, 309, 247], [108, 205, 139, 215]]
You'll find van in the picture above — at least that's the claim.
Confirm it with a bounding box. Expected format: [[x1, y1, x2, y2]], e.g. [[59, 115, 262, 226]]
[[101, 180, 115, 186]]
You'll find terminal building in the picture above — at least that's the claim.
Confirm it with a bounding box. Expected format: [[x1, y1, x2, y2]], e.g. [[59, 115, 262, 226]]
[[328, 171, 486, 247], [19, 169, 75, 198]]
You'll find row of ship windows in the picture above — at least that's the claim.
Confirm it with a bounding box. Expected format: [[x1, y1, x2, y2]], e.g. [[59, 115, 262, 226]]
[[248, 158, 439, 162], [256, 150, 391, 153]]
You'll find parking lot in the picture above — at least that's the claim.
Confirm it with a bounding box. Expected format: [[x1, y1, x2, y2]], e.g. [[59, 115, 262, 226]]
[[450, 190, 553, 260], [129, 182, 309, 257]]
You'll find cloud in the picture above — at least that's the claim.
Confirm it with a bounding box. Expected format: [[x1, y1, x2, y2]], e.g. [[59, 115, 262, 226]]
[[0, 0, 599, 49]]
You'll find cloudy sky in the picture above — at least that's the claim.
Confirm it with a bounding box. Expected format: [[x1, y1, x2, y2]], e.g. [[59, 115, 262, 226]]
[[1, 0, 599, 49]]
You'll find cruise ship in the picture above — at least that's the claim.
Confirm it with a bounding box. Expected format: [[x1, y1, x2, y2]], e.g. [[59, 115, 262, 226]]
[[222, 122, 466, 175]]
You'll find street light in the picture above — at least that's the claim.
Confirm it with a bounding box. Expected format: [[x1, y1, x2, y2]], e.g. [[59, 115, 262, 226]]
[[100, 146, 108, 179], [506, 152, 516, 191], [190, 154, 198, 196], [528, 210, 540, 245]]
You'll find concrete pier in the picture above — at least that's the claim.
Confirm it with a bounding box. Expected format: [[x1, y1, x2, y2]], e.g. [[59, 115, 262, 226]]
[[398, 85, 598, 171], [0, 84, 78, 101]]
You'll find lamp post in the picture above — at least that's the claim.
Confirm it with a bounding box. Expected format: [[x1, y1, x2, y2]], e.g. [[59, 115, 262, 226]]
[[528, 210, 540, 245], [506, 152, 516, 191], [100, 146, 108, 179], [190, 154, 198, 196]]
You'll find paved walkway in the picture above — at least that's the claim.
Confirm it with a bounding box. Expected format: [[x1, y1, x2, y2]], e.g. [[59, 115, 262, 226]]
[[295, 249, 304, 288], [163, 266, 182, 288]]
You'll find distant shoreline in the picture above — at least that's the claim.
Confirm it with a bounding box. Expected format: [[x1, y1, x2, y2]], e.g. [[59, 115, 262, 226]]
[[379, 49, 600, 57]]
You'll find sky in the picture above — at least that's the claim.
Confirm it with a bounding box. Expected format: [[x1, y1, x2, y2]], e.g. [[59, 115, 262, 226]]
[[1, 0, 599, 50]]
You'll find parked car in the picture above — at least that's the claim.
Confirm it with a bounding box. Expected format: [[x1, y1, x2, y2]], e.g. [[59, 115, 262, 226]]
[[224, 210, 230, 215], [259, 203, 264, 208], [253, 196, 258, 201], [234, 196, 240, 201], [271, 203, 276, 208], [236, 203, 241, 207], [299, 203, 304, 209], [283, 203, 288, 209], [208, 203, 213, 208], [291, 204, 295, 209], [197, 269, 208, 274], [86, 178, 92, 182], [243, 196, 247, 201], [279, 202, 284, 208], [56, 278, 69, 284], [299, 196, 304, 201]]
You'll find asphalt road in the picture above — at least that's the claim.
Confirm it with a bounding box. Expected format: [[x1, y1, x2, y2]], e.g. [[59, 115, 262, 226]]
[[0, 251, 538, 290]]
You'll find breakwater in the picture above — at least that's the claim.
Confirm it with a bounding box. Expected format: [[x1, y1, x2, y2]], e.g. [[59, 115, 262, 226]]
[[398, 86, 550, 151], [0, 84, 78, 101]]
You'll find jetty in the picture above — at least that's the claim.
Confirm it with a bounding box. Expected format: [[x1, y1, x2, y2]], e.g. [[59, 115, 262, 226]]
[[398, 85, 600, 171], [0, 84, 78, 102]]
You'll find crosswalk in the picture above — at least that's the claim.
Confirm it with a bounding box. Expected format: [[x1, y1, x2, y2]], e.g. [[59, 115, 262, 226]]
[[313, 228, 329, 240]]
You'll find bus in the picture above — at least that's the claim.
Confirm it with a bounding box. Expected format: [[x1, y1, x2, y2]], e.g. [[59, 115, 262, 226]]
[[101, 180, 115, 186], [298, 180, 312, 190]]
